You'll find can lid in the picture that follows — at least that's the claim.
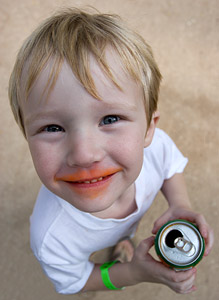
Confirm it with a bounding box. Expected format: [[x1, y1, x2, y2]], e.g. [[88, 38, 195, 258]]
[[155, 219, 205, 269]]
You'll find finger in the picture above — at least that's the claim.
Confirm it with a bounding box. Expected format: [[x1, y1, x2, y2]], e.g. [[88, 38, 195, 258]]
[[179, 212, 214, 256], [170, 271, 197, 294], [176, 211, 208, 238], [168, 267, 197, 284], [174, 281, 196, 294], [171, 210, 209, 240], [204, 226, 214, 256], [176, 273, 197, 294], [183, 285, 197, 294], [136, 236, 155, 256], [193, 213, 209, 238], [152, 214, 172, 234]]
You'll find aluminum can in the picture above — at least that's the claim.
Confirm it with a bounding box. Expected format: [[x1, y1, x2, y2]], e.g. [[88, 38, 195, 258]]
[[155, 219, 205, 270]]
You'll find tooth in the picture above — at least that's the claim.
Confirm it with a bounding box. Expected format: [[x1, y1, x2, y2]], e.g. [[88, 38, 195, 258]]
[[91, 179, 98, 183], [76, 177, 105, 184]]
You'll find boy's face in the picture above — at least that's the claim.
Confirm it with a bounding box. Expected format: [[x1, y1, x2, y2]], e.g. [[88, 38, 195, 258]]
[[21, 49, 158, 217]]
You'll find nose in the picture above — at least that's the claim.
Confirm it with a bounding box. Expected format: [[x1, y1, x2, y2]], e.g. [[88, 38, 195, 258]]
[[66, 130, 105, 168]]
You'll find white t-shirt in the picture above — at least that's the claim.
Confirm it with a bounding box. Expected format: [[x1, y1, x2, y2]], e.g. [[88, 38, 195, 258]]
[[30, 129, 188, 294]]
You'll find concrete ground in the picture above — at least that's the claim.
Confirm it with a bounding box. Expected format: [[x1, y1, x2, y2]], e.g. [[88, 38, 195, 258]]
[[0, 0, 218, 299]]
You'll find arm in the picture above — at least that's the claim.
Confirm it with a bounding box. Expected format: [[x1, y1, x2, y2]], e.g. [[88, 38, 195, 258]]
[[81, 237, 197, 294], [82, 173, 213, 294], [152, 173, 214, 256], [161, 172, 191, 209]]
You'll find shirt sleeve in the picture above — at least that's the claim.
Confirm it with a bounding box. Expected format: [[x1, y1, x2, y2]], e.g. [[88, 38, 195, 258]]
[[38, 254, 94, 294], [30, 187, 95, 294], [152, 129, 188, 180], [34, 231, 95, 294]]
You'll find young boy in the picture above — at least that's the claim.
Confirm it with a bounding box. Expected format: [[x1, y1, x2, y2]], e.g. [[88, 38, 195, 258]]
[[8, 8, 213, 295]]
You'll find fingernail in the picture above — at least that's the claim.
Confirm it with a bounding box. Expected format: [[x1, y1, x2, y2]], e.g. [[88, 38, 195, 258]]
[[205, 249, 209, 256], [192, 268, 197, 274], [193, 285, 197, 291], [202, 229, 208, 238]]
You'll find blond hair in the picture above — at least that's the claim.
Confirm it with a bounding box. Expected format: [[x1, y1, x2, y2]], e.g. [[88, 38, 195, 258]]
[[8, 8, 162, 136]]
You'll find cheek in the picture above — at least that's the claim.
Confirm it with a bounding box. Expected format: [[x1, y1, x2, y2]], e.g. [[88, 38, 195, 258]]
[[111, 132, 145, 174], [28, 141, 59, 183]]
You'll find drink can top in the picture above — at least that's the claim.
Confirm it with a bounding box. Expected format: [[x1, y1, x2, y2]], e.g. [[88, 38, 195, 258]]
[[155, 219, 205, 269]]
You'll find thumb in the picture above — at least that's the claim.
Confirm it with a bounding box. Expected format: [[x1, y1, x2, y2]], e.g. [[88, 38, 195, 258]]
[[152, 214, 171, 234], [137, 236, 155, 256]]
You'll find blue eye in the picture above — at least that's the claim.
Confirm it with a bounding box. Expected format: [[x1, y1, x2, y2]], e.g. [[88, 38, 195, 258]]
[[43, 125, 64, 132], [100, 115, 120, 126]]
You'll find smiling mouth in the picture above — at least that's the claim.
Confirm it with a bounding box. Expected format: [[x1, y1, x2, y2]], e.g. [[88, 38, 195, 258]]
[[55, 167, 122, 185], [62, 173, 115, 189], [55, 169, 121, 198], [76, 176, 105, 184]]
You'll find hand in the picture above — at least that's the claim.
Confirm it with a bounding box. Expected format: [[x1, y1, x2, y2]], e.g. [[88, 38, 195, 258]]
[[130, 236, 197, 294], [151, 206, 214, 256]]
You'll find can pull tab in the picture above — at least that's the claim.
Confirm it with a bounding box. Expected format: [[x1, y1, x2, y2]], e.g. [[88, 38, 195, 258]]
[[174, 237, 196, 256]]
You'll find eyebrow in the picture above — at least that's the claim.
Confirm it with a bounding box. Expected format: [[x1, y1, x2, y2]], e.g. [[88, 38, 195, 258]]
[[102, 101, 138, 112], [25, 99, 138, 126], [25, 111, 58, 126]]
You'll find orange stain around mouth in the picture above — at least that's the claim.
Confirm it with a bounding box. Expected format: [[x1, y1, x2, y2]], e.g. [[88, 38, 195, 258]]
[[55, 167, 122, 199], [55, 167, 122, 182]]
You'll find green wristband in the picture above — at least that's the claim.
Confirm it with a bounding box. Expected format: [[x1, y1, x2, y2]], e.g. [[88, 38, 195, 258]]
[[100, 261, 124, 290]]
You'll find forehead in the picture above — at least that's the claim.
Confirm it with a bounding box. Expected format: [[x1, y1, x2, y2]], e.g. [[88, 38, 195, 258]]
[[89, 47, 143, 103], [21, 47, 143, 112]]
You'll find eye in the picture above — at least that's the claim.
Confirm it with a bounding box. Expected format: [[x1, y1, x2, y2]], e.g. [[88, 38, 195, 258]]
[[43, 124, 64, 133], [100, 115, 121, 126]]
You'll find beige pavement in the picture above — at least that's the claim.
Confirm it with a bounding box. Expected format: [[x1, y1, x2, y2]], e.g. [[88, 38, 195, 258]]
[[0, 1, 218, 299]]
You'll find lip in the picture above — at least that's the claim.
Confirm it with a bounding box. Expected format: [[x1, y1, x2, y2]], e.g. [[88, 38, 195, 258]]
[[55, 167, 122, 198], [66, 173, 113, 188], [55, 167, 122, 183]]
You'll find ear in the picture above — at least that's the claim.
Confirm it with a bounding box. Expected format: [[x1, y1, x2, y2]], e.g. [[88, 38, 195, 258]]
[[144, 111, 160, 147]]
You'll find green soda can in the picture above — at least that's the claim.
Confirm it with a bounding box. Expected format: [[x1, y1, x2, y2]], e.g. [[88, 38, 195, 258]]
[[155, 219, 205, 270]]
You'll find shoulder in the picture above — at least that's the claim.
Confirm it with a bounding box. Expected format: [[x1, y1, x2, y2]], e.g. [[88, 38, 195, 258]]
[[150, 128, 175, 148], [143, 128, 174, 164], [143, 128, 188, 179], [145, 127, 184, 156]]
